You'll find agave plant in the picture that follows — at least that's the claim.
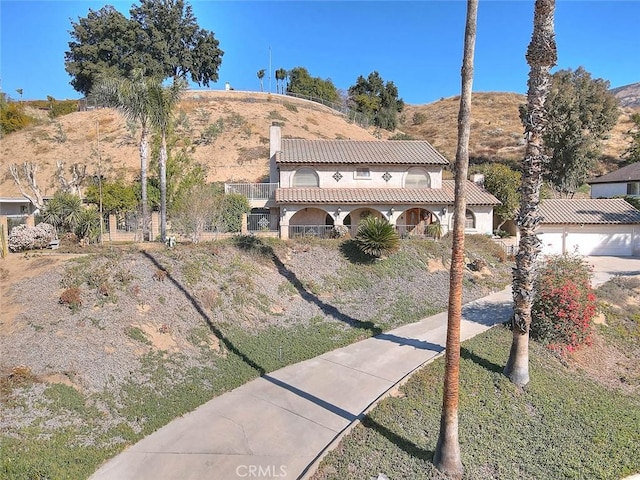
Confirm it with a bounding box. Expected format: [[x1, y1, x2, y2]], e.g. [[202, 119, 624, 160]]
[[354, 216, 400, 258]]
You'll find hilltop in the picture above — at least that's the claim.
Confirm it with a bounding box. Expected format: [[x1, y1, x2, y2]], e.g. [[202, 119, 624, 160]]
[[1, 90, 638, 197]]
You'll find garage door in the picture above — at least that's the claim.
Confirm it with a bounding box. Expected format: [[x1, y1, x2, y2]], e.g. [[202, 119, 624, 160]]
[[538, 225, 637, 256]]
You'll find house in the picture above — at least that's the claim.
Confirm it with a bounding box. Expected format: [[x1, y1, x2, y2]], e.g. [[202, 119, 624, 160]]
[[537, 198, 640, 256], [588, 162, 640, 198], [226, 125, 500, 239], [0, 196, 35, 217]]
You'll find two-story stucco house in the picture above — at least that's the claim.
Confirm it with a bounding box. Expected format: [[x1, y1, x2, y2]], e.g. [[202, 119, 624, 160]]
[[226, 125, 500, 239]]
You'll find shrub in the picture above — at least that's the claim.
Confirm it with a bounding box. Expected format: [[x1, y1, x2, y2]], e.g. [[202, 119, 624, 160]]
[[531, 255, 597, 353], [0, 101, 33, 134], [60, 287, 82, 311], [330, 225, 349, 239], [220, 193, 250, 233], [412, 112, 426, 125], [354, 216, 400, 258], [8, 223, 57, 252]]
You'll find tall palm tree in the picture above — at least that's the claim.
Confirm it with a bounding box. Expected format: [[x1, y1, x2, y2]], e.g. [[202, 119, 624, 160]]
[[147, 79, 186, 242], [93, 71, 153, 240], [433, 0, 478, 476], [504, 0, 557, 386], [275, 68, 287, 94], [257, 69, 265, 92]]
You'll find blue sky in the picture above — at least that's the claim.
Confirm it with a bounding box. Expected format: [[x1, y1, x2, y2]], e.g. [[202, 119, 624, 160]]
[[1, 0, 639, 105]]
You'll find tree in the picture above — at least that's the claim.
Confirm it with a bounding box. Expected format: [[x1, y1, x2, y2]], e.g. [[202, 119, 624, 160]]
[[480, 164, 521, 231], [286, 67, 339, 104], [348, 71, 404, 130], [65, 6, 143, 96], [171, 183, 222, 242], [275, 68, 287, 94], [539, 67, 618, 197], [93, 70, 156, 240], [9, 163, 45, 211], [130, 0, 223, 85], [147, 79, 186, 241], [85, 180, 139, 215], [504, 0, 557, 386], [432, 0, 478, 476], [55, 160, 87, 198], [257, 69, 265, 92], [623, 113, 640, 165], [65, 0, 223, 96]]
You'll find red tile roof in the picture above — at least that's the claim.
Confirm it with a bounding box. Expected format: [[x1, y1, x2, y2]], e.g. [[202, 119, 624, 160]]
[[276, 139, 450, 165], [539, 198, 640, 224], [275, 180, 500, 206]]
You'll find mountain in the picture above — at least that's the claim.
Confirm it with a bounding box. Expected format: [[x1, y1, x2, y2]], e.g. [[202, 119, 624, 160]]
[[611, 82, 640, 108], [1, 90, 637, 198]]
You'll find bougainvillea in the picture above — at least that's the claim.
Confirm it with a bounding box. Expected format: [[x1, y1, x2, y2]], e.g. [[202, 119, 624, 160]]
[[531, 255, 597, 354], [8, 223, 57, 252]]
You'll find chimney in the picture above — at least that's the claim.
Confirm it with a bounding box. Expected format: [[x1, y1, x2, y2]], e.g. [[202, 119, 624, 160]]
[[470, 173, 485, 187], [269, 124, 281, 184]]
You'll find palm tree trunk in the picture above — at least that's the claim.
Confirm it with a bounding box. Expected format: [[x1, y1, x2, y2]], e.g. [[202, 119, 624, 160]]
[[505, 0, 557, 386], [140, 122, 150, 241], [433, 0, 477, 476], [159, 133, 168, 242]]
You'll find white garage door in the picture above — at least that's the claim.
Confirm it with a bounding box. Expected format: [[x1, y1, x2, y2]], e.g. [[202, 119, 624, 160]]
[[538, 225, 637, 256]]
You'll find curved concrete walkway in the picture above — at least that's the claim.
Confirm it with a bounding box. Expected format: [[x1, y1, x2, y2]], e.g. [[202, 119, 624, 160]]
[[90, 257, 640, 480]]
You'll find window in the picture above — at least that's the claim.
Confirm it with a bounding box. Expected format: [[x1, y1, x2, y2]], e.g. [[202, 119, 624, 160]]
[[405, 168, 431, 188], [292, 168, 319, 187], [627, 182, 640, 195], [465, 210, 476, 229], [355, 167, 371, 179]]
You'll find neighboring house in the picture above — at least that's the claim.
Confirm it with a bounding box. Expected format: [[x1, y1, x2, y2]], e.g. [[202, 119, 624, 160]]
[[226, 125, 500, 239], [537, 198, 640, 256], [0, 196, 35, 217], [588, 162, 640, 198]]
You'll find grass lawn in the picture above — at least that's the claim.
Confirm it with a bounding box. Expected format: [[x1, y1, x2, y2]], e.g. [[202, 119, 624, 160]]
[[312, 322, 640, 480]]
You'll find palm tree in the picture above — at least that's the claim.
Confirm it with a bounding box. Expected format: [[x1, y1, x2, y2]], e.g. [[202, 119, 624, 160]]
[[147, 79, 186, 242], [433, 0, 478, 476], [275, 68, 287, 94], [257, 69, 265, 92], [504, 0, 557, 386], [93, 71, 153, 240]]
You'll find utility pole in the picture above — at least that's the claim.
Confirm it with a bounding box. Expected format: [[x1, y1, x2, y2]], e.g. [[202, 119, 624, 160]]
[[97, 120, 104, 245]]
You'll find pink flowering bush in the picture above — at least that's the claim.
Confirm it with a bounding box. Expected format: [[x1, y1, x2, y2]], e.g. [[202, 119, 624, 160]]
[[8, 223, 57, 252], [531, 255, 597, 354]]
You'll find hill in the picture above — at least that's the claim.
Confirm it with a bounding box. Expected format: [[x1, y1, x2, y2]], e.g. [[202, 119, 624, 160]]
[[1, 90, 638, 198], [611, 81, 640, 108]]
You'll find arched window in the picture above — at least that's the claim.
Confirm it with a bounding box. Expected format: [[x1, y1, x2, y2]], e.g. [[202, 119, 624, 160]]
[[292, 168, 319, 187], [465, 210, 476, 229], [404, 168, 431, 188]]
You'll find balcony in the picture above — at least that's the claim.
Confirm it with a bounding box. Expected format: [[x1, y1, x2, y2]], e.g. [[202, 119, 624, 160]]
[[224, 183, 279, 208]]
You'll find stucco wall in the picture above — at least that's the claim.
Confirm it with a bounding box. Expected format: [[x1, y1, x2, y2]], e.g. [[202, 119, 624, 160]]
[[590, 183, 627, 198]]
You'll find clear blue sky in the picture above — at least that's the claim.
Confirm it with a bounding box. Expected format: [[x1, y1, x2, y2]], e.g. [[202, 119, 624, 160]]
[[1, 0, 639, 105]]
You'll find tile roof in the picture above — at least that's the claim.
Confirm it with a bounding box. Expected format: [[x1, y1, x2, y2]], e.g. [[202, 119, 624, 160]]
[[276, 139, 450, 166], [539, 198, 640, 224], [275, 180, 500, 206], [587, 162, 640, 184]]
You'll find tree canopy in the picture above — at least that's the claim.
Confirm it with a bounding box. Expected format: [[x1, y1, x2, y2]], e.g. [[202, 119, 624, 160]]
[[348, 71, 404, 130], [623, 113, 640, 165], [479, 164, 521, 231], [65, 0, 223, 96], [286, 67, 339, 104], [530, 67, 618, 197]]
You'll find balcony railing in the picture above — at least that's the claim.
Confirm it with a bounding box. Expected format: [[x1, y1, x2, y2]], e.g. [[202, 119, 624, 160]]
[[224, 183, 279, 200], [248, 213, 279, 232], [289, 225, 335, 239]]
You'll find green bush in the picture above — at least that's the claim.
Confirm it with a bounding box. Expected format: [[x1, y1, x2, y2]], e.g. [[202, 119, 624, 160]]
[[47, 96, 78, 118], [0, 101, 33, 134], [531, 255, 597, 353], [221, 193, 250, 233], [354, 216, 400, 258]]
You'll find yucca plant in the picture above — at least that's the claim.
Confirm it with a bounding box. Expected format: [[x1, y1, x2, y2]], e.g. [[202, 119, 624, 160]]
[[354, 216, 400, 258]]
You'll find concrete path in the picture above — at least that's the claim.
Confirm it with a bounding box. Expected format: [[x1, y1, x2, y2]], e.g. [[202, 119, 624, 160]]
[[90, 257, 640, 480]]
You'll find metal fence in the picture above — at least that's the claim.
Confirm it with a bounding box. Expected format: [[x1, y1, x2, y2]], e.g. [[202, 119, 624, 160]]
[[247, 213, 279, 232], [224, 183, 279, 200], [289, 225, 335, 238]]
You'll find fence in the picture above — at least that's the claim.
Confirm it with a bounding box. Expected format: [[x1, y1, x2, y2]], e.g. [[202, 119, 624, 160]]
[[224, 183, 279, 200], [289, 225, 335, 239], [247, 213, 279, 233]]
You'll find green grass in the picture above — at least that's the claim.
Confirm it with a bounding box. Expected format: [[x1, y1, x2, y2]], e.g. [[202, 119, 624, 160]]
[[312, 325, 640, 480]]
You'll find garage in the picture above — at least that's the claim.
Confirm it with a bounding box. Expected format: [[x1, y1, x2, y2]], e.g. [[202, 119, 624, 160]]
[[536, 199, 640, 257]]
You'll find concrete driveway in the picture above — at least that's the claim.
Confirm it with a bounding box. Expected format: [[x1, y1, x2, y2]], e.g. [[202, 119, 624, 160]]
[[584, 256, 640, 286]]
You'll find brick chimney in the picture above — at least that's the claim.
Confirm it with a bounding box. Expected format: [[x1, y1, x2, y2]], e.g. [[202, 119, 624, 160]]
[[269, 124, 281, 184]]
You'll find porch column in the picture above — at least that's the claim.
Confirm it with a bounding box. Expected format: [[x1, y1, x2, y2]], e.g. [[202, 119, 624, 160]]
[[109, 214, 117, 241], [151, 212, 160, 240], [25, 214, 35, 227]]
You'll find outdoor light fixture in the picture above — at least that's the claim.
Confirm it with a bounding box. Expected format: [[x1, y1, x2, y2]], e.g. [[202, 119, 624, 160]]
[[336, 207, 342, 216], [441, 206, 447, 215], [389, 207, 395, 215], [282, 207, 287, 215]]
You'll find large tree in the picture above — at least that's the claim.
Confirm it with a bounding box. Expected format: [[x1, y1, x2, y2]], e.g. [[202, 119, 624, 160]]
[[348, 71, 404, 130], [93, 70, 155, 240], [504, 0, 557, 386], [540, 67, 618, 197], [623, 113, 640, 165], [432, 0, 478, 475], [481, 164, 522, 232], [286, 67, 339, 104], [65, 0, 223, 96]]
